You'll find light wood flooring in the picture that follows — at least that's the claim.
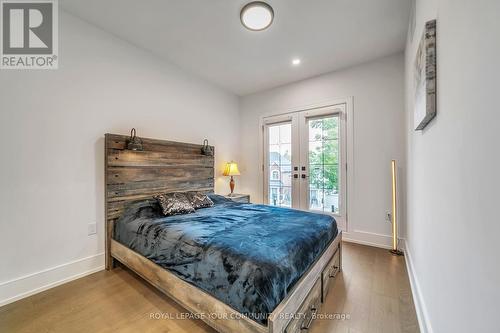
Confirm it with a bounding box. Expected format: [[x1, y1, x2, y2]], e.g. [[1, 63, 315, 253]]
[[0, 242, 419, 333]]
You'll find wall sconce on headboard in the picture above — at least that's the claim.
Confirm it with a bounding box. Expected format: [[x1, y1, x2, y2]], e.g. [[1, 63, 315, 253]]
[[126, 128, 143, 151], [201, 139, 213, 156]]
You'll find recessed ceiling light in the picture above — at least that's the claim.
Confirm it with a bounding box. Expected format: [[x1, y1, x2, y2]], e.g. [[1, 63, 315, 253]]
[[292, 58, 301, 66], [240, 2, 274, 31]]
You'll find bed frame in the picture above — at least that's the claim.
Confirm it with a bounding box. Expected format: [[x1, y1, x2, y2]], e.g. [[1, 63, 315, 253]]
[[105, 133, 342, 333]]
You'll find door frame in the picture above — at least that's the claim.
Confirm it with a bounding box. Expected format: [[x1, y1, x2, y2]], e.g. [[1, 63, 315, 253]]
[[259, 97, 354, 232], [298, 105, 347, 229]]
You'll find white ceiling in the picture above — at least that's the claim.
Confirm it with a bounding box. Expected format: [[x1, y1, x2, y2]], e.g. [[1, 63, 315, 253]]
[[61, 0, 411, 96]]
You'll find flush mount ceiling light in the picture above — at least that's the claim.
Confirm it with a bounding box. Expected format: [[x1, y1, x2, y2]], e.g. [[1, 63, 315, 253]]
[[240, 1, 274, 31], [292, 58, 301, 66]]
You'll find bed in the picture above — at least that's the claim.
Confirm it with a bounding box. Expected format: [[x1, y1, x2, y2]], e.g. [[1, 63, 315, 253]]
[[105, 133, 342, 333]]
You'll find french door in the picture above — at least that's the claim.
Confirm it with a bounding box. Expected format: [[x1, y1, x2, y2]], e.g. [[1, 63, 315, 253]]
[[263, 103, 347, 229]]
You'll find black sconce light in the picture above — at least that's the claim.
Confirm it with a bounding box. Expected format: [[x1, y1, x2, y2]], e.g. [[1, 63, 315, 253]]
[[126, 128, 143, 151], [201, 139, 213, 156]]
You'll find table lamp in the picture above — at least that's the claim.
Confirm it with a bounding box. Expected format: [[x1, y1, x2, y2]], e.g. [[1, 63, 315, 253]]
[[223, 161, 240, 196]]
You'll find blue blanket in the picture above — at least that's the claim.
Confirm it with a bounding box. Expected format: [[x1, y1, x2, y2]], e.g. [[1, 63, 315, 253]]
[[114, 195, 337, 324]]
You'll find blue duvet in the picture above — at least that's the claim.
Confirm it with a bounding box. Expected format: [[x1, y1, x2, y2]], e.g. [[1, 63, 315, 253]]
[[114, 195, 337, 324]]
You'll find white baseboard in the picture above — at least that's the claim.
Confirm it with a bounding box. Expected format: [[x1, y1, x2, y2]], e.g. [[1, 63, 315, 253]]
[[0, 253, 105, 307], [343, 232, 431, 331], [342, 230, 395, 249], [403, 241, 433, 333]]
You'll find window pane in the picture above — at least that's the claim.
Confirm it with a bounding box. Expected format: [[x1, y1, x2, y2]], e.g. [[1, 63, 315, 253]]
[[279, 123, 291, 144], [324, 190, 339, 213], [269, 187, 279, 206], [281, 166, 292, 187], [269, 144, 280, 166], [309, 164, 323, 190], [309, 141, 323, 164], [323, 164, 338, 190], [269, 126, 279, 145], [269, 168, 280, 182], [310, 189, 324, 211], [281, 187, 292, 208], [322, 139, 339, 165], [279, 144, 292, 165], [309, 119, 322, 141], [322, 117, 339, 140]]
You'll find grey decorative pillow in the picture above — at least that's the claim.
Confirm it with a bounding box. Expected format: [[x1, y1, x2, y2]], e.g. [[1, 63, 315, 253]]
[[154, 192, 195, 216], [186, 191, 214, 209]]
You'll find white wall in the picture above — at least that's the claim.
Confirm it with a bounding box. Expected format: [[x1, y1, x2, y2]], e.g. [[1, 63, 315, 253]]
[[405, 1, 500, 332], [239, 53, 406, 248], [0, 11, 239, 305]]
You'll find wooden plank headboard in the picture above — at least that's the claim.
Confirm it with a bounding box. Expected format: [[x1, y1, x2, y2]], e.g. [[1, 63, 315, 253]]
[[104, 133, 215, 269]]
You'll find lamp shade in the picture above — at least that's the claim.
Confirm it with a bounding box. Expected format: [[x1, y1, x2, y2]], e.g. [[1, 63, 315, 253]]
[[223, 162, 240, 176]]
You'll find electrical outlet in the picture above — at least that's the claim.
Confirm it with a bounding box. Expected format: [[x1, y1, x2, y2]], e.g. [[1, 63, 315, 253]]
[[88, 223, 97, 235], [386, 212, 392, 222]]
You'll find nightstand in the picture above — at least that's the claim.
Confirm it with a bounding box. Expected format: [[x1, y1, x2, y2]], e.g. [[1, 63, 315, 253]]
[[223, 194, 250, 203]]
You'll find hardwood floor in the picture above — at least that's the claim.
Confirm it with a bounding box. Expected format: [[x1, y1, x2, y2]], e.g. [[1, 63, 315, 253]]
[[0, 243, 419, 333]]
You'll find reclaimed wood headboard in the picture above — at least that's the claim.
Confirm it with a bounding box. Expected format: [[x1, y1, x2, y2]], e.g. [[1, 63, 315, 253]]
[[104, 133, 214, 269]]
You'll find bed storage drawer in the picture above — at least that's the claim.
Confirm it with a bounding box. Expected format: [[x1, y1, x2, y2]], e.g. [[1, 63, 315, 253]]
[[321, 246, 340, 302], [285, 278, 322, 333]]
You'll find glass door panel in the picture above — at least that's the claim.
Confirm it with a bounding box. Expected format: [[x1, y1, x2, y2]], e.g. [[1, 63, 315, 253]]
[[307, 116, 340, 213], [266, 123, 293, 208]]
